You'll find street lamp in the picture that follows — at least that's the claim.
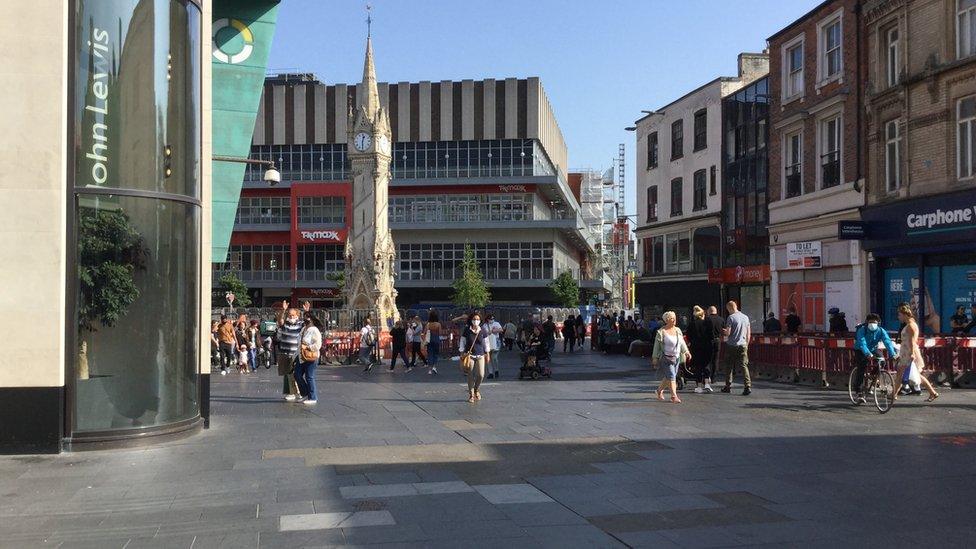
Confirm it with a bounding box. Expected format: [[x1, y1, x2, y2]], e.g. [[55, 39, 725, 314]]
[[213, 155, 282, 185]]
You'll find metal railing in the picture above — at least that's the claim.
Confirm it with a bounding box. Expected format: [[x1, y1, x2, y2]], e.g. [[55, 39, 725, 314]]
[[821, 153, 840, 188]]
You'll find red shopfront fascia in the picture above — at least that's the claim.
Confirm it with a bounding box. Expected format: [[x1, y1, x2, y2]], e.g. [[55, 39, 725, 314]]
[[707, 265, 771, 284]]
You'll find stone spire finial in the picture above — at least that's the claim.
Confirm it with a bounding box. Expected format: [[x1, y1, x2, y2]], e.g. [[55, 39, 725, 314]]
[[358, 37, 380, 121]]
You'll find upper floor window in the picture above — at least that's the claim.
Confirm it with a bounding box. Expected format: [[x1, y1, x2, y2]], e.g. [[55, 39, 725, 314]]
[[885, 119, 901, 191], [885, 26, 900, 87], [785, 40, 804, 99], [647, 132, 658, 169], [670, 177, 683, 216], [709, 165, 717, 195], [646, 186, 658, 222], [298, 196, 346, 225], [959, 96, 976, 178], [693, 109, 707, 151], [785, 130, 803, 198], [235, 196, 290, 225], [820, 115, 842, 188], [671, 120, 684, 160], [820, 17, 842, 82], [959, 0, 976, 59], [693, 169, 707, 211]]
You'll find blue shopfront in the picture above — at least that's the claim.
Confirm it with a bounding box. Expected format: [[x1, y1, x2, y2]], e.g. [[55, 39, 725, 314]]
[[861, 189, 976, 335]]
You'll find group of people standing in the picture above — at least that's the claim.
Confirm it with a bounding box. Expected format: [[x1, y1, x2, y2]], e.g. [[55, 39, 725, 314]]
[[651, 301, 753, 403], [210, 314, 262, 375]]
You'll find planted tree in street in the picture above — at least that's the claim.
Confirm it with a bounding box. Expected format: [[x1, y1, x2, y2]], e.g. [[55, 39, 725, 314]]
[[549, 270, 580, 308], [451, 244, 490, 309], [219, 272, 251, 307]]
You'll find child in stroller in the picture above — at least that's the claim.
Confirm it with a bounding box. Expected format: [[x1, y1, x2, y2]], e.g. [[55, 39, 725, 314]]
[[519, 326, 552, 380]]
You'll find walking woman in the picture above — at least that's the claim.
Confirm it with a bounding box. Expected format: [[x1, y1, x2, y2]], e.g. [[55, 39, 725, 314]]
[[294, 314, 322, 405], [893, 304, 939, 402], [652, 311, 692, 403], [459, 312, 491, 403], [425, 310, 442, 375], [388, 320, 409, 371], [562, 314, 577, 353], [686, 306, 715, 393]]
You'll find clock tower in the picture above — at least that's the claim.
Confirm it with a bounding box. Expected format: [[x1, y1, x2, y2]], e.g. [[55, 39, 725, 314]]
[[344, 35, 398, 327]]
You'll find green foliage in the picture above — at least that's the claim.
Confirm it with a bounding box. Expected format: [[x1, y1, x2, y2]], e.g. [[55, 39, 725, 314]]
[[77, 208, 147, 332], [219, 272, 252, 307], [451, 244, 490, 309], [549, 270, 580, 308], [327, 270, 346, 292]]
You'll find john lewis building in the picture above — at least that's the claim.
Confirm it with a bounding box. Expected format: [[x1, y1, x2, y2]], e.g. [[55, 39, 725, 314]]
[[215, 73, 606, 307], [0, 0, 281, 453]]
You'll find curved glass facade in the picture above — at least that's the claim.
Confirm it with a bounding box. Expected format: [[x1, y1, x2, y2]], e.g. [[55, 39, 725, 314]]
[[71, 0, 201, 435]]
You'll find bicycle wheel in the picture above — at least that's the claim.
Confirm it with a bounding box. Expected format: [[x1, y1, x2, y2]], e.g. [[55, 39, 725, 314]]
[[848, 368, 860, 405], [874, 370, 896, 414]]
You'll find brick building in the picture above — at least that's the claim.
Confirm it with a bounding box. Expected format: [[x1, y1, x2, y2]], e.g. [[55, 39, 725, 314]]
[[767, 0, 869, 331], [860, 0, 976, 334]]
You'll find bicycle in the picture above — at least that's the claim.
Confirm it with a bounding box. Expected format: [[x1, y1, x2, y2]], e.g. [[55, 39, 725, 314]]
[[848, 355, 896, 413]]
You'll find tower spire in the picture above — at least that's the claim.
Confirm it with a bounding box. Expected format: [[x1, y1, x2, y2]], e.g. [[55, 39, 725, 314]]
[[358, 11, 380, 121]]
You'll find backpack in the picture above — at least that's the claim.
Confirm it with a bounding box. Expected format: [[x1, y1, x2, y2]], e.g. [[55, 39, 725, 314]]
[[363, 328, 376, 346]]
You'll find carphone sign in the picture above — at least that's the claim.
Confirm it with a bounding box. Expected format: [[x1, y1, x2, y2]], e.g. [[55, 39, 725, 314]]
[[906, 206, 976, 234]]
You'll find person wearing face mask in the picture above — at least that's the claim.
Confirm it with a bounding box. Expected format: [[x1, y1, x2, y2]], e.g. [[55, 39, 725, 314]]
[[851, 313, 897, 405], [459, 313, 490, 403], [276, 301, 305, 401]]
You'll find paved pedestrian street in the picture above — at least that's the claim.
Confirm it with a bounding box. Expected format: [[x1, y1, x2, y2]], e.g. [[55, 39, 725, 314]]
[[4, 348, 976, 548]]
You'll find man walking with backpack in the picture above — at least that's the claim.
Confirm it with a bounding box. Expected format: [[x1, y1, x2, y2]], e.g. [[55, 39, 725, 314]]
[[358, 318, 377, 371]]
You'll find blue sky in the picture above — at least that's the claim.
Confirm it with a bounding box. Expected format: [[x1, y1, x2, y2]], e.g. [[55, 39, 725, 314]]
[[268, 0, 815, 216]]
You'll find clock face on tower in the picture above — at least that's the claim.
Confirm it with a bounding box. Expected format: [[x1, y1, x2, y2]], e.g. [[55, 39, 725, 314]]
[[354, 132, 372, 152]]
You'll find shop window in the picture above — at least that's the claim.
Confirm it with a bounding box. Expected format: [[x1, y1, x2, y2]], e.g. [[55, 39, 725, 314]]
[[693, 169, 707, 211], [646, 186, 658, 222], [958, 96, 976, 178], [670, 178, 683, 217], [885, 119, 901, 191], [647, 131, 658, 169], [820, 115, 841, 188], [959, 0, 976, 59], [693, 109, 707, 151], [785, 130, 802, 198], [671, 120, 683, 160]]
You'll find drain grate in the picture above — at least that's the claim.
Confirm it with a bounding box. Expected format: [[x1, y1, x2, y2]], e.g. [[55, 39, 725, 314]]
[[353, 499, 387, 511]]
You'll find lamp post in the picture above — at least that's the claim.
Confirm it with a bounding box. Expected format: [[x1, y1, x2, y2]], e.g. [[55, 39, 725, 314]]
[[213, 155, 282, 185]]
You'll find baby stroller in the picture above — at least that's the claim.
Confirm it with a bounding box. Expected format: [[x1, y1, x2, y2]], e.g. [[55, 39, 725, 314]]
[[519, 344, 552, 380]]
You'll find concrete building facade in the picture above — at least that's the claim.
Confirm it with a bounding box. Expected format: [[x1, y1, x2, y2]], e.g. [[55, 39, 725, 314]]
[[217, 72, 606, 308], [633, 53, 768, 318], [0, 0, 221, 453]]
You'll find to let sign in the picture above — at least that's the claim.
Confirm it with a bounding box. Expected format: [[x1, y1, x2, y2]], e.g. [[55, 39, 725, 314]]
[[786, 241, 822, 269]]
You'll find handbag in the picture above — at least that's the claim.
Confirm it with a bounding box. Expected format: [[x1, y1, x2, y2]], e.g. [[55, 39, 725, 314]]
[[459, 330, 479, 375], [299, 328, 320, 362]]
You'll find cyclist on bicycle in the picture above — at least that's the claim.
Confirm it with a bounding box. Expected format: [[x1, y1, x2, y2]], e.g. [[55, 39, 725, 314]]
[[851, 313, 897, 404]]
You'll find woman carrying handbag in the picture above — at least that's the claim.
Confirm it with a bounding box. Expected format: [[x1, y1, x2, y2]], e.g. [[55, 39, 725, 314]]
[[295, 315, 323, 405], [459, 312, 490, 403], [652, 311, 692, 404]]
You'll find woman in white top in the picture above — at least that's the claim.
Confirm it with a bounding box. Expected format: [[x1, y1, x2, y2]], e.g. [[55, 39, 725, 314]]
[[294, 315, 323, 405], [893, 304, 939, 402], [652, 311, 691, 403]]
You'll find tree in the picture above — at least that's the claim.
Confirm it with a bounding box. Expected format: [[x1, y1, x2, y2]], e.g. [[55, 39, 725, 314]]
[[78, 209, 147, 331], [549, 270, 580, 308], [327, 271, 346, 293], [451, 244, 490, 309], [219, 272, 252, 307]]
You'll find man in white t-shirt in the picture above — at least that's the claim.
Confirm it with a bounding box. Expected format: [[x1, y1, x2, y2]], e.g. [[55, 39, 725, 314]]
[[484, 313, 503, 379], [358, 318, 376, 368]]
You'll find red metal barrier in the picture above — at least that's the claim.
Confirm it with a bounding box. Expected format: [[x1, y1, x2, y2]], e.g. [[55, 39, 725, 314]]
[[747, 334, 976, 379]]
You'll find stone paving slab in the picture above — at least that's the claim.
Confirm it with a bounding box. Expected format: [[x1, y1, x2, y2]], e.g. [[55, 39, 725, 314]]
[[472, 483, 555, 504]]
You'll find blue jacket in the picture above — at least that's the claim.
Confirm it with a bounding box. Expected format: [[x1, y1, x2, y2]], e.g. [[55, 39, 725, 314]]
[[854, 324, 896, 358]]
